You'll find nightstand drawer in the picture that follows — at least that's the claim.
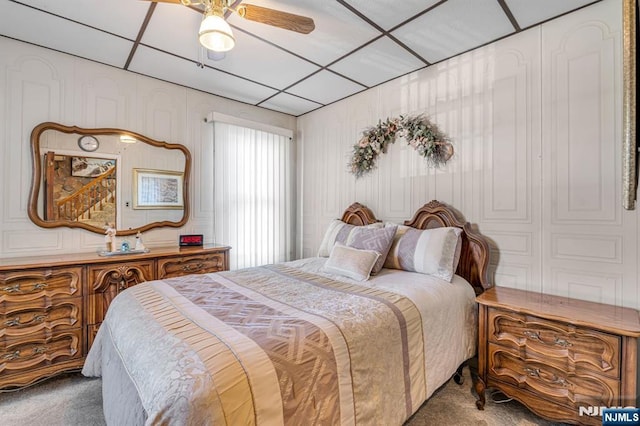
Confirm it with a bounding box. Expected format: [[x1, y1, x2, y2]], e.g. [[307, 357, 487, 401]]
[[488, 308, 620, 379], [488, 344, 619, 409]]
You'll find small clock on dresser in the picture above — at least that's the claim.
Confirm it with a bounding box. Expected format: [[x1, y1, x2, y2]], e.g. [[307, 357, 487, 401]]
[[78, 135, 99, 152]]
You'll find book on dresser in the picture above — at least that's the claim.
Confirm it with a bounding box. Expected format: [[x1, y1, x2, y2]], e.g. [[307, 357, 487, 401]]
[[475, 286, 640, 426], [0, 244, 230, 390]]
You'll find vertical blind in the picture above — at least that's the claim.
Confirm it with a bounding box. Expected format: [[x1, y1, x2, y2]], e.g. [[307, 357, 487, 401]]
[[213, 121, 293, 270]]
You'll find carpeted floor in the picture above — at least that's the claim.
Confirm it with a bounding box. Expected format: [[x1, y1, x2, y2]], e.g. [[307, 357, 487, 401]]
[[0, 367, 563, 425]]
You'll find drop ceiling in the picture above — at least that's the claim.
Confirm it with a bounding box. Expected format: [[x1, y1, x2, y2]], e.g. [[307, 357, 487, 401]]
[[0, 0, 601, 116]]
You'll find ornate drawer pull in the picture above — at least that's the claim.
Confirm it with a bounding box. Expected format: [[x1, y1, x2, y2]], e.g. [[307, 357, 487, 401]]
[[524, 367, 540, 377], [5, 314, 49, 327], [523, 330, 541, 341], [32, 346, 48, 355], [2, 350, 20, 361], [554, 337, 573, 347], [2, 283, 22, 293], [33, 282, 48, 291], [5, 317, 21, 327], [1, 282, 48, 294], [182, 263, 205, 272]]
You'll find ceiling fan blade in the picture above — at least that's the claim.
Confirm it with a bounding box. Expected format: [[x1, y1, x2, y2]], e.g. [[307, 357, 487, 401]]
[[239, 4, 315, 34]]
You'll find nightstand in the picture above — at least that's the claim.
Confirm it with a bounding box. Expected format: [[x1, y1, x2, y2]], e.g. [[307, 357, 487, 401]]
[[475, 287, 640, 425]]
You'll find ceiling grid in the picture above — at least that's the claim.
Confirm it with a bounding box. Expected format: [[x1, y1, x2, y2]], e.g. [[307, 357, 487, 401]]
[[0, 0, 601, 116]]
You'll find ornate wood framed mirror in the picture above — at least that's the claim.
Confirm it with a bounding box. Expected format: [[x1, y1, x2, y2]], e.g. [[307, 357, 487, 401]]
[[28, 122, 191, 236]]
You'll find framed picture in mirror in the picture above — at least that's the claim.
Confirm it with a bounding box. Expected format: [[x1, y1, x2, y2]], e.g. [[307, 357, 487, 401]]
[[133, 168, 184, 209], [71, 156, 116, 177]]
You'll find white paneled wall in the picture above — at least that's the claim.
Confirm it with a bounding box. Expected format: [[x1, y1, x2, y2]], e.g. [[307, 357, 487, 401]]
[[298, 0, 639, 309], [0, 37, 295, 259]]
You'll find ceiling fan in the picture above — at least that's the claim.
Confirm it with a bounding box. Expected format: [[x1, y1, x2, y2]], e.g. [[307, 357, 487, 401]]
[[143, 0, 315, 53]]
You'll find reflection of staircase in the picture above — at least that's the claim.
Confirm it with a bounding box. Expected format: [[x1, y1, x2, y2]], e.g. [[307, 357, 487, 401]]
[[56, 168, 116, 223]]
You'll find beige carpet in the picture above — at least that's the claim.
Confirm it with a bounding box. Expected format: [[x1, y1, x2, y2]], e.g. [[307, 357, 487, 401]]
[[0, 368, 562, 425]]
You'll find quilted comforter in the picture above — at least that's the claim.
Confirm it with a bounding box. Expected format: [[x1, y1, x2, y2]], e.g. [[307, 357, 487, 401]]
[[83, 258, 476, 425]]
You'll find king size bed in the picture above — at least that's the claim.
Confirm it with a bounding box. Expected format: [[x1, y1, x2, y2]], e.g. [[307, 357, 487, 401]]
[[83, 200, 492, 425]]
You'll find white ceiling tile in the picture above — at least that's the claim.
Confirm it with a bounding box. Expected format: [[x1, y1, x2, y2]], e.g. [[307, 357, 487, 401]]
[[226, 0, 381, 66], [329, 36, 425, 87], [10, 0, 150, 40], [1, 0, 608, 115], [140, 3, 202, 61], [286, 70, 365, 105], [128, 46, 278, 105], [204, 30, 320, 90], [342, 0, 441, 30], [259, 93, 322, 116], [504, 0, 598, 29], [392, 0, 515, 63], [0, 1, 133, 68]]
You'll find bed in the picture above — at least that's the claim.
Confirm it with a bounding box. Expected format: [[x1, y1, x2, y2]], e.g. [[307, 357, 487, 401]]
[[82, 200, 492, 425]]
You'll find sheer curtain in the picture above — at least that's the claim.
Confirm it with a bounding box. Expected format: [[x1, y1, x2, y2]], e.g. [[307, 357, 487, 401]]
[[213, 118, 294, 270]]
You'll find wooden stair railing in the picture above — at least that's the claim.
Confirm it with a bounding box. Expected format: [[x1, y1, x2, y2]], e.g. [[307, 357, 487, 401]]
[[56, 168, 116, 222]]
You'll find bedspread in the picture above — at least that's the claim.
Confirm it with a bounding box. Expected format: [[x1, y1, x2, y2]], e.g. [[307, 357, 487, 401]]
[[83, 263, 428, 426]]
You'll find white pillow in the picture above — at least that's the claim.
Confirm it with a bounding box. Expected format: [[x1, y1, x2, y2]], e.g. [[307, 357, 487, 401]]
[[322, 243, 380, 281], [384, 226, 463, 282], [317, 219, 383, 257]]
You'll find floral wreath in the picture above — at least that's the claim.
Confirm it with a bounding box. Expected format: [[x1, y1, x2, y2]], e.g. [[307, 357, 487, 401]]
[[348, 115, 453, 178]]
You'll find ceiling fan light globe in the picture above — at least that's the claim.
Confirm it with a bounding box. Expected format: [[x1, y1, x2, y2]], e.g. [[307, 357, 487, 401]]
[[199, 15, 235, 52]]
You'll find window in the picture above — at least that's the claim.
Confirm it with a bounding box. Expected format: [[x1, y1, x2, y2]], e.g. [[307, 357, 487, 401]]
[[213, 119, 294, 269]]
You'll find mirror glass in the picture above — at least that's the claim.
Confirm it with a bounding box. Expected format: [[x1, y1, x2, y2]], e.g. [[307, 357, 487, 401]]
[[29, 122, 191, 236]]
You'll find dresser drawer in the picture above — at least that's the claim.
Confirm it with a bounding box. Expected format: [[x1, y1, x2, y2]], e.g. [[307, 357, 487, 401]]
[[157, 253, 227, 279], [87, 260, 155, 294], [0, 267, 82, 302], [488, 344, 619, 409], [488, 308, 620, 379], [0, 328, 83, 376], [0, 297, 82, 338]]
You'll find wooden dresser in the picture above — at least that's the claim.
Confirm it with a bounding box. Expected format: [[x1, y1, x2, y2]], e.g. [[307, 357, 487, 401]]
[[0, 244, 230, 390], [476, 287, 640, 425]]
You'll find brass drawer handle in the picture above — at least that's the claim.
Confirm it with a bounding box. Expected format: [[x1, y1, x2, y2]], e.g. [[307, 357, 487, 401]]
[[5, 314, 49, 327], [554, 337, 573, 347], [524, 367, 540, 377], [523, 330, 541, 341]]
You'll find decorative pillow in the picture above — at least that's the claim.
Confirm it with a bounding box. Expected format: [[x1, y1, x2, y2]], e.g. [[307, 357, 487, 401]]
[[317, 219, 383, 257], [346, 225, 397, 274], [323, 243, 380, 281], [384, 226, 463, 282]]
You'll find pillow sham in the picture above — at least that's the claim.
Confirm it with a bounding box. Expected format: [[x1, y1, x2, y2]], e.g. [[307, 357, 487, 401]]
[[322, 243, 380, 281], [384, 226, 463, 282], [346, 225, 397, 274], [317, 219, 383, 257]]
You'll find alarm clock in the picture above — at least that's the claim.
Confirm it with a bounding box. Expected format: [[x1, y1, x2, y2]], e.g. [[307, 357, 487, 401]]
[[179, 234, 204, 246]]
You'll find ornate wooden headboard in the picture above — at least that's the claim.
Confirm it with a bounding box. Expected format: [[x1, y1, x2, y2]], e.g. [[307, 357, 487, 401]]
[[340, 200, 492, 295]]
